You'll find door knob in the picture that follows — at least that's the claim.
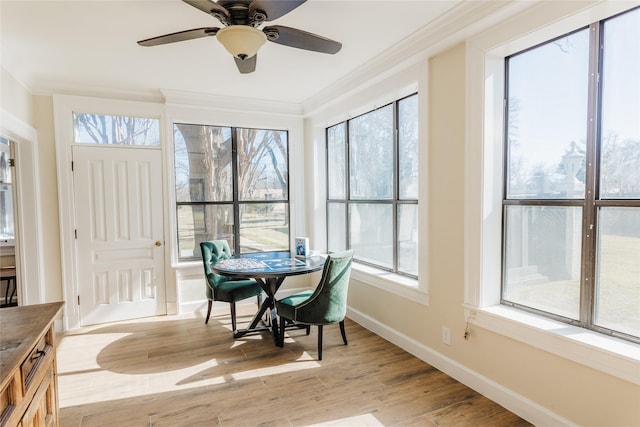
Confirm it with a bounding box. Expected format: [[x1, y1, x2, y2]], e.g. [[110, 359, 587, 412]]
[[155, 241, 162, 247]]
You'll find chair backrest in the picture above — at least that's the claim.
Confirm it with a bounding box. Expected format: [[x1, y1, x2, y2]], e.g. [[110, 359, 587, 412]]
[[294, 250, 354, 324], [200, 240, 233, 296]]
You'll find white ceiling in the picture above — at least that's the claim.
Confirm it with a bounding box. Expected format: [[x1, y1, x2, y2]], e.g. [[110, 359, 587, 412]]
[[1, 0, 465, 105]]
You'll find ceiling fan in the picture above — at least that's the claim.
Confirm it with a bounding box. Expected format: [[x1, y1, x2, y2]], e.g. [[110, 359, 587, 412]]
[[137, 0, 342, 74]]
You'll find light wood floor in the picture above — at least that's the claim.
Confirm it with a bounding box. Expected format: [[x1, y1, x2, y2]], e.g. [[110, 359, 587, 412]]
[[56, 305, 532, 427]]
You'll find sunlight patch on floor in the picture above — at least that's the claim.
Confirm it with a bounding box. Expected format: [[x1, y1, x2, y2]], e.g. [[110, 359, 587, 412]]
[[295, 351, 316, 361], [231, 360, 321, 381], [57, 357, 221, 408], [57, 333, 132, 373], [304, 413, 385, 426]]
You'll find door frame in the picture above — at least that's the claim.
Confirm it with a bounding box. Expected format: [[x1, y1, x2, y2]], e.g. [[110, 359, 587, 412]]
[[54, 95, 169, 330], [0, 110, 45, 306]]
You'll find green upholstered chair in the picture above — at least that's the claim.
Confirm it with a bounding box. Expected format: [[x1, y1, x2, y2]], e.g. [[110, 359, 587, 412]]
[[276, 250, 354, 360], [200, 240, 263, 334]]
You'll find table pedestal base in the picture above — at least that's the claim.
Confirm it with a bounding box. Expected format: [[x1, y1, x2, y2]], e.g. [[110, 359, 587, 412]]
[[232, 276, 309, 346]]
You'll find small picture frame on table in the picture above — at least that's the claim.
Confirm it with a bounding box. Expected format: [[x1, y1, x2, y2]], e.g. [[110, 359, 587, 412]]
[[295, 237, 309, 259]]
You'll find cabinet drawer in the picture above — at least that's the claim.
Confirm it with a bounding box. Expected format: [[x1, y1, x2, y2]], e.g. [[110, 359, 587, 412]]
[[20, 335, 50, 394], [20, 365, 55, 427]]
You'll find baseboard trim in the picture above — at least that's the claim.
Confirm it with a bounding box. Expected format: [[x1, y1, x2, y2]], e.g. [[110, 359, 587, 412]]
[[346, 306, 577, 427]]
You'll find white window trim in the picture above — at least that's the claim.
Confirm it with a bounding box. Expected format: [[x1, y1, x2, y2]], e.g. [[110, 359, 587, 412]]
[[464, 1, 640, 385], [351, 263, 429, 305]]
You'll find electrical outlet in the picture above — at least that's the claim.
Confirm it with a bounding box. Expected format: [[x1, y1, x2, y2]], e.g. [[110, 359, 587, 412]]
[[442, 326, 451, 345]]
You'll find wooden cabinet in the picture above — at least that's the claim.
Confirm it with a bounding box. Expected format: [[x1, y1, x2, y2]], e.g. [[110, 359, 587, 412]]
[[0, 302, 64, 427]]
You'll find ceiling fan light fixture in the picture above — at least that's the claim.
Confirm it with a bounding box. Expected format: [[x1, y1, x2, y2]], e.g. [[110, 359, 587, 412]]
[[216, 25, 266, 59]]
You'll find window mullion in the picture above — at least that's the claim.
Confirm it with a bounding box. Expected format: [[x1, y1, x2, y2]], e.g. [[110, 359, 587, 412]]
[[345, 120, 351, 251], [393, 100, 399, 273], [579, 22, 602, 327], [231, 128, 241, 255]]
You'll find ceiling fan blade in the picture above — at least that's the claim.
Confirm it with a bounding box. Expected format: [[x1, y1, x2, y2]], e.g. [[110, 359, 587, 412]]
[[264, 25, 341, 54], [234, 55, 257, 74], [137, 27, 220, 47], [249, 0, 306, 21], [183, 0, 230, 23]]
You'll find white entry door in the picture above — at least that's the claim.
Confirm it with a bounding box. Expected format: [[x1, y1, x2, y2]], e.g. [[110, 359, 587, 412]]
[[73, 146, 166, 325]]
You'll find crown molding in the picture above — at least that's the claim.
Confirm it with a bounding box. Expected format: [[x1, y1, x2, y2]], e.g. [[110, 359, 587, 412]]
[[20, 77, 164, 103], [160, 89, 303, 117], [301, 0, 533, 117]]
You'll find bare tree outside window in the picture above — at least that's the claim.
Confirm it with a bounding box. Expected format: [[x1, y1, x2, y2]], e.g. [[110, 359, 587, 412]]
[[174, 124, 289, 259], [73, 113, 159, 146]]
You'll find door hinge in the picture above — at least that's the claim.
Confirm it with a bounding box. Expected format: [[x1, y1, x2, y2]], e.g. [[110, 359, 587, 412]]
[[8, 158, 15, 167], [71, 161, 74, 171], [77, 295, 80, 305], [74, 229, 78, 239]]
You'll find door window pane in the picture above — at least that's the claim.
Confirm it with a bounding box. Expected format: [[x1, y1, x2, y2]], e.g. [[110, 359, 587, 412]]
[[236, 128, 288, 202], [73, 113, 160, 146], [174, 124, 232, 202], [177, 204, 234, 258], [595, 207, 640, 336], [399, 95, 419, 200], [327, 202, 346, 252], [349, 105, 393, 200], [239, 203, 289, 252], [398, 204, 418, 275], [600, 9, 640, 199], [503, 205, 582, 319], [506, 29, 589, 199], [327, 123, 346, 199], [349, 203, 393, 268]]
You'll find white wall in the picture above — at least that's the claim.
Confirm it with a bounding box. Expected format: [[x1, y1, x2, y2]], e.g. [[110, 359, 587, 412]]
[[1, 68, 59, 306]]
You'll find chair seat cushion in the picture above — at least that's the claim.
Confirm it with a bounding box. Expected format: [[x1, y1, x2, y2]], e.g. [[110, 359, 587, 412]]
[[216, 279, 262, 303], [276, 290, 314, 321]]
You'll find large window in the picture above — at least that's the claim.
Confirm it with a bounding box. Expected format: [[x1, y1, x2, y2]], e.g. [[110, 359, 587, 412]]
[[327, 94, 418, 277], [503, 8, 639, 342], [174, 124, 289, 260]]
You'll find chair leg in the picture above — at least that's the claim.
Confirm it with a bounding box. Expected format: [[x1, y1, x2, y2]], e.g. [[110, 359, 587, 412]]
[[339, 320, 348, 345], [305, 325, 311, 335], [230, 302, 237, 333], [279, 317, 287, 347], [317, 325, 323, 361], [205, 300, 213, 324]]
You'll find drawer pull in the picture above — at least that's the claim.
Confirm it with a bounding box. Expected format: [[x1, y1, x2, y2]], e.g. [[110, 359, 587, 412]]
[[30, 349, 46, 362]]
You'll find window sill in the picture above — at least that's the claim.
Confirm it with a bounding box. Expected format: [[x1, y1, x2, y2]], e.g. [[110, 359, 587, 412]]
[[351, 263, 428, 305], [464, 304, 640, 385]]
